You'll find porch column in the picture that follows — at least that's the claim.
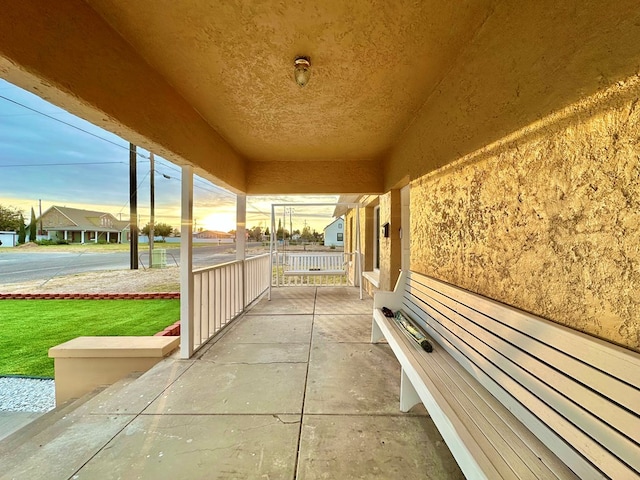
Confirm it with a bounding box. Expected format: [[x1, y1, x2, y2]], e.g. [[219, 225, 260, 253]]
[[64, 231, 68, 241], [81, 231, 85, 243], [94, 230, 98, 243], [180, 165, 194, 359], [118, 232, 121, 243], [236, 194, 246, 261]]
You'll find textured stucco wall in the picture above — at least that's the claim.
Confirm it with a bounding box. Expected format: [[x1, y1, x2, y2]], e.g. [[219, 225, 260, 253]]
[[411, 80, 640, 352], [379, 191, 402, 291]]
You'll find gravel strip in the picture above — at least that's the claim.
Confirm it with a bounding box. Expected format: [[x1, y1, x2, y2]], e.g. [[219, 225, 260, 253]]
[[0, 377, 55, 412]]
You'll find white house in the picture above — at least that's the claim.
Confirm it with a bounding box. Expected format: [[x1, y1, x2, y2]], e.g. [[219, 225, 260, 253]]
[[323, 217, 344, 247], [0, 231, 18, 247]]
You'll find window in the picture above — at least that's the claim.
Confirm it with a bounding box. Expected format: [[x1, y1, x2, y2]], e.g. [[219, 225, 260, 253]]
[[337, 233, 343, 241]]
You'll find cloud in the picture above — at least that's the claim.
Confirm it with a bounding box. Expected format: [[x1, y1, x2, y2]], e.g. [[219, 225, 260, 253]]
[[0, 80, 342, 233]]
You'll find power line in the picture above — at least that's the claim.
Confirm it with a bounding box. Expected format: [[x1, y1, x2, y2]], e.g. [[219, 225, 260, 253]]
[[0, 161, 126, 168], [0, 94, 151, 161]]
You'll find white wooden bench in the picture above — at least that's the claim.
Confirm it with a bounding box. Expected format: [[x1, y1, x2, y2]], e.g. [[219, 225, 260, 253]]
[[372, 271, 640, 480], [282, 252, 347, 276]]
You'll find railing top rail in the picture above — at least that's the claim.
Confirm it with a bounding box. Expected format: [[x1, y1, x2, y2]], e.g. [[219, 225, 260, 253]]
[[192, 259, 242, 275], [246, 253, 271, 261], [281, 252, 347, 256], [193, 252, 271, 275]]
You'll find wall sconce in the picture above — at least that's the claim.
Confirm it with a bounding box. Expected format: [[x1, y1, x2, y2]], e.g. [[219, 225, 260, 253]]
[[294, 57, 311, 87]]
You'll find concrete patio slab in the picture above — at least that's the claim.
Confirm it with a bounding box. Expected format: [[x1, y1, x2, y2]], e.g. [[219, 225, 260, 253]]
[[297, 415, 464, 480], [0, 286, 461, 478], [73, 414, 301, 480], [85, 358, 195, 415], [216, 314, 313, 344], [246, 293, 316, 315], [305, 342, 409, 415], [145, 361, 307, 415], [312, 314, 372, 343], [2, 413, 134, 480], [314, 290, 373, 315], [201, 342, 309, 364]]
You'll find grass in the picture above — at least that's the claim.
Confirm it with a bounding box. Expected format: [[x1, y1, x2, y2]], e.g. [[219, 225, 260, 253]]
[[0, 299, 180, 378]]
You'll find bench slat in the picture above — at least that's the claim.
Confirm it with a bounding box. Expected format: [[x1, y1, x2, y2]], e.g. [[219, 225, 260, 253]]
[[435, 343, 578, 480], [420, 335, 566, 480], [405, 291, 640, 478], [375, 309, 574, 479], [402, 298, 607, 480], [402, 272, 640, 479], [374, 310, 502, 479], [415, 274, 640, 387], [413, 281, 640, 446], [418, 275, 640, 417]]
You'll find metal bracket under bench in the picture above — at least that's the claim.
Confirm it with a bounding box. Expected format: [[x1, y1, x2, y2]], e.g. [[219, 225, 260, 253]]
[[372, 271, 640, 480]]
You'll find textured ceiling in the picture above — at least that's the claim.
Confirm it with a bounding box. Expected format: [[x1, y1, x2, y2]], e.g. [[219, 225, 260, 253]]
[[84, 0, 491, 163]]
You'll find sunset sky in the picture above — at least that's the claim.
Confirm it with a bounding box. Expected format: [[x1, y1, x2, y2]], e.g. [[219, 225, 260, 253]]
[[0, 79, 338, 233]]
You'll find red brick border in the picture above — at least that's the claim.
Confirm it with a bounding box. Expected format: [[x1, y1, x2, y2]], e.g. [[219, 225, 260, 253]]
[[0, 292, 180, 300]]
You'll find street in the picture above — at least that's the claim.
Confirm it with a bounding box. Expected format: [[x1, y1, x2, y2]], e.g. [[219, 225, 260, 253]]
[[0, 243, 267, 285]]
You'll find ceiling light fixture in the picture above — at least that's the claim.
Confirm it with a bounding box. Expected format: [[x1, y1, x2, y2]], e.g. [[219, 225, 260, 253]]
[[294, 57, 311, 87]]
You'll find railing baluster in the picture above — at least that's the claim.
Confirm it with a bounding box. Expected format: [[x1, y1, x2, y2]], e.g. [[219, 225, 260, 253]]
[[187, 254, 270, 356]]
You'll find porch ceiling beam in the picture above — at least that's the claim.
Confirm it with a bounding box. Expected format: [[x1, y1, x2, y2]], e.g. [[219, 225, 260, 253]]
[[0, 0, 246, 193], [246, 160, 384, 195]]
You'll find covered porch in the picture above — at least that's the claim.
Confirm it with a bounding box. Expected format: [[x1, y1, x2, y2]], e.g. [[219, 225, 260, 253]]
[[0, 286, 462, 479]]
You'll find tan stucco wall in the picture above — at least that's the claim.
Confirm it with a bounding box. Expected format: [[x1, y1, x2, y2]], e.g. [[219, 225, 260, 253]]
[[384, 1, 640, 192], [411, 79, 640, 352], [379, 191, 402, 292]]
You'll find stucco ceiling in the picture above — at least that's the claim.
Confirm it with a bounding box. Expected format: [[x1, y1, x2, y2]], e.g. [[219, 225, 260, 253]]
[[84, 0, 491, 164]]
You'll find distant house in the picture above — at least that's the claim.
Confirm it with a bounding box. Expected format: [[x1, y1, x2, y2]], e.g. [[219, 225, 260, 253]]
[[0, 231, 18, 248], [194, 230, 234, 240], [323, 217, 344, 247], [37, 206, 130, 243]]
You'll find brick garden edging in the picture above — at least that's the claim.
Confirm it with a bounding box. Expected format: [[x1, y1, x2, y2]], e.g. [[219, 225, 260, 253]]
[[0, 292, 180, 300]]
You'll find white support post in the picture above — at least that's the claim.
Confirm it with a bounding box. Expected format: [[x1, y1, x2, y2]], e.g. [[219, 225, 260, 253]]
[[236, 194, 246, 262], [180, 165, 194, 359], [356, 204, 363, 300], [64, 231, 68, 241], [95, 230, 98, 243], [81, 231, 85, 244], [269, 204, 276, 300], [236, 194, 246, 307]]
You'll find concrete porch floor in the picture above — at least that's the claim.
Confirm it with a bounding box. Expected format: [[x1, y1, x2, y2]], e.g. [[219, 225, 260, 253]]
[[0, 287, 464, 480]]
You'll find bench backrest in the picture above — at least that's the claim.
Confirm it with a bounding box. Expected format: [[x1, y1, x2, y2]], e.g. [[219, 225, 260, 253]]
[[401, 271, 640, 480], [286, 253, 346, 272]]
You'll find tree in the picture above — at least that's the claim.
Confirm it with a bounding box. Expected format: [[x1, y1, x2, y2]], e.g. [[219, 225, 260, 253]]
[[301, 225, 313, 242], [248, 225, 262, 241], [29, 207, 37, 241], [141, 222, 173, 240], [18, 214, 26, 244], [0, 205, 23, 232]]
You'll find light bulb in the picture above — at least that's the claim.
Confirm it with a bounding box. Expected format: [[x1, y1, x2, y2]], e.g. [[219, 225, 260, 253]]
[[294, 57, 311, 87]]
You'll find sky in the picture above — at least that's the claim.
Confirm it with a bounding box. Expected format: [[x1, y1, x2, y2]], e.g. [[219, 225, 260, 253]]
[[0, 79, 339, 233]]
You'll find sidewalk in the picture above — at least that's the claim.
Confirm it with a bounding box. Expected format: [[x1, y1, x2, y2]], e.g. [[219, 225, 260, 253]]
[[0, 287, 463, 479]]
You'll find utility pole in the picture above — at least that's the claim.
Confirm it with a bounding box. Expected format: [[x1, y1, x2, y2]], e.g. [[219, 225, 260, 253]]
[[38, 199, 43, 235], [129, 143, 138, 269], [149, 152, 155, 268], [289, 208, 293, 239]]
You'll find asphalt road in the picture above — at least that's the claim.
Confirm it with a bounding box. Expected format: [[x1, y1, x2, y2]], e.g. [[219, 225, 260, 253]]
[[0, 243, 267, 285]]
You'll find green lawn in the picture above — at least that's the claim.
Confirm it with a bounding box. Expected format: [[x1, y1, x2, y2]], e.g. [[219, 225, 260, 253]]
[[0, 300, 180, 378]]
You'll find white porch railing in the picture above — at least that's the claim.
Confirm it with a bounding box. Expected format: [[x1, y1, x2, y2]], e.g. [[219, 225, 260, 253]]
[[191, 253, 270, 352]]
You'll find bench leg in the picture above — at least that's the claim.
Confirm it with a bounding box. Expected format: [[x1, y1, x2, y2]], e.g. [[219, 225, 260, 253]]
[[371, 317, 385, 343], [400, 368, 421, 412]]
